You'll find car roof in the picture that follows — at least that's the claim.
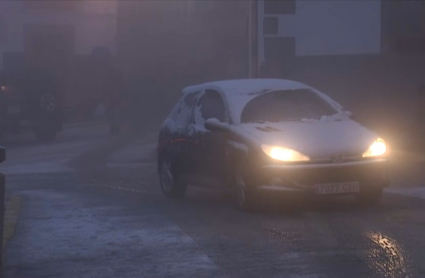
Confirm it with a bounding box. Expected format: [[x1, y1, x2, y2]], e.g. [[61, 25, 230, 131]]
[[182, 78, 310, 96], [183, 79, 340, 124]]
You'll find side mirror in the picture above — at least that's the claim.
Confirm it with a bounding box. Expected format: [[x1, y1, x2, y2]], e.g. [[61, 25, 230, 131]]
[[204, 118, 229, 132]]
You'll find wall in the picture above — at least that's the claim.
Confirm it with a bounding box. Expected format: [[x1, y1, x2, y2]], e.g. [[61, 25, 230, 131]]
[[116, 1, 249, 121], [258, 0, 381, 63], [382, 1, 425, 54], [0, 0, 117, 70], [256, 0, 425, 146]]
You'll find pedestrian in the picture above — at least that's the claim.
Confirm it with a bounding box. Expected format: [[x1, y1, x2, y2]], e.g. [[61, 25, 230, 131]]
[[89, 46, 128, 134]]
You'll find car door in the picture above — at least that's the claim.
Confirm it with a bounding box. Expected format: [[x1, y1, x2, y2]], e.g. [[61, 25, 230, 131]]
[[178, 90, 201, 176], [192, 89, 229, 187]]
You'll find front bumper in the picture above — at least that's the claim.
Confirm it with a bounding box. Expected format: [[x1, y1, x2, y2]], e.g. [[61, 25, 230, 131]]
[[254, 159, 389, 194]]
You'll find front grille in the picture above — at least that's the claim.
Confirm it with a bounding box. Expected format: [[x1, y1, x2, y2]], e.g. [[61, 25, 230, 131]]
[[264, 162, 387, 187], [310, 155, 363, 164]]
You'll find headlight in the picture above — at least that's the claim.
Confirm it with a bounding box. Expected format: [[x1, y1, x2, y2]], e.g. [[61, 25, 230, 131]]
[[261, 145, 310, 162], [362, 138, 387, 158]]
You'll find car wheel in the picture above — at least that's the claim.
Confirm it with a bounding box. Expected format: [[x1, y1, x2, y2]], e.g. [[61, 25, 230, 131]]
[[356, 187, 383, 207], [159, 156, 187, 198], [235, 164, 257, 211]]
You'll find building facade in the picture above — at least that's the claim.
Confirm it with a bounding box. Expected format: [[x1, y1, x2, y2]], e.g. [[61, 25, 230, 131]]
[[0, 0, 117, 111], [117, 1, 249, 84], [116, 1, 250, 119], [116, 0, 425, 123], [255, 0, 425, 77], [258, 0, 381, 62]]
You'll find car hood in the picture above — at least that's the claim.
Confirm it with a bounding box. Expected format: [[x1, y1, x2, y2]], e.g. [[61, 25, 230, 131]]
[[232, 120, 379, 159]]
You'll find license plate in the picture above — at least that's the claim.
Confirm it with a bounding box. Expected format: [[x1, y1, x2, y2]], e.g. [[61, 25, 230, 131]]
[[7, 104, 21, 114], [314, 182, 360, 195]]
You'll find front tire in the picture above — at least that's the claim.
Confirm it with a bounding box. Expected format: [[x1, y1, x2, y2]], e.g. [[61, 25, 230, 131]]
[[159, 156, 187, 198], [234, 164, 258, 211]]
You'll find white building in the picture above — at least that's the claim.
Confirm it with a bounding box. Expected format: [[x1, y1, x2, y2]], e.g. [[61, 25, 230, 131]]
[[256, 0, 381, 67]]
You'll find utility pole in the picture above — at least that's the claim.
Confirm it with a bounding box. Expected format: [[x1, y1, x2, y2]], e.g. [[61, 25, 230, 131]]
[[248, 0, 258, 78], [0, 146, 5, 278], [248, 0, 253, 78]]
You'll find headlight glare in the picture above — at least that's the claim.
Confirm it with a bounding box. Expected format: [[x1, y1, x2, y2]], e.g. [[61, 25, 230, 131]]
[[261, 145, 310, 162], [362, 138, 387, 157]]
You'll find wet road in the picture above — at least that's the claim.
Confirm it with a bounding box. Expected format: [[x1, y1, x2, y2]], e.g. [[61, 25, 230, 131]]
[[4, 126, 425, 277]]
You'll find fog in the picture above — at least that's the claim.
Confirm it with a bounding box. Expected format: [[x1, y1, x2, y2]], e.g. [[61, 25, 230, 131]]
[[2, 2, 425, 277], [1, 0, 424, 142]]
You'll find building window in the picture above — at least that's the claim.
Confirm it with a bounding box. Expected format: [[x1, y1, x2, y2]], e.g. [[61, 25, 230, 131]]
[[263, 17, 278, 35], [264, 37, 295, 62], [264, 0, 296, 15]]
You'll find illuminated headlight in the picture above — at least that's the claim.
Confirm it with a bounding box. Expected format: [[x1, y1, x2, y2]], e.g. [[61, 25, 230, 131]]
[[261, 145, 310, 162], [362, 138, 387, 158]]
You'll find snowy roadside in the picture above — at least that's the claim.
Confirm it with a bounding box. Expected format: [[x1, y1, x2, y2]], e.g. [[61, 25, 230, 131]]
[[73, 129, 160, 193], [62, 120, 112, 131], [107, 135, 157, 169]]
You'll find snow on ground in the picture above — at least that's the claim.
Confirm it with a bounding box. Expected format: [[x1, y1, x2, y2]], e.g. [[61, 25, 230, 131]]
[[386, 188, 425, 200], [0, 123, 110, 175]]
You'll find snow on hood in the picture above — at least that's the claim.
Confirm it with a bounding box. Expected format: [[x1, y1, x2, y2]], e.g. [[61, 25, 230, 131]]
[[231, 119, 378, 159]]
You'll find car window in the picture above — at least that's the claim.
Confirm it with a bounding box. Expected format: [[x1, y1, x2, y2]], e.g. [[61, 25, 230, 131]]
[[171, 91, 200, 128], [197, 89, 227, 123], [241, 89, 338, 123]]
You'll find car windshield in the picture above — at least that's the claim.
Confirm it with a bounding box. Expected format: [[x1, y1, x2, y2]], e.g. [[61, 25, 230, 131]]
[[241, 89, 338, 123]]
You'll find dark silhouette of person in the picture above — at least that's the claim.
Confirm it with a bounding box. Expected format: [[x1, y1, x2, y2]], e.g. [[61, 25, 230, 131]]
[[89, 46, 127, 134]]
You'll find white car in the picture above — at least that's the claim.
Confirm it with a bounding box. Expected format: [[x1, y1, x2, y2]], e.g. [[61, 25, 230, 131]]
[[157, 79, 389, 210]]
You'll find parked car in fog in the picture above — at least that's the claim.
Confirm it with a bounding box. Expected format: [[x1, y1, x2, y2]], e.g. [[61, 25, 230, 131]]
[[157, 79, 389, 210], [0, 69, 63, 141]]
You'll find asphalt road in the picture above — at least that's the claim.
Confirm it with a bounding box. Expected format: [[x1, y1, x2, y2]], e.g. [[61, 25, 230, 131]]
[[3, 124, 425, 277]]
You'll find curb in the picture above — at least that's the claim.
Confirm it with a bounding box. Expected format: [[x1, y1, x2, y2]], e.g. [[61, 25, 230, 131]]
[[63, 121, 107, 129], [69, 128, 158, 172], [3, 195, 23, 263]]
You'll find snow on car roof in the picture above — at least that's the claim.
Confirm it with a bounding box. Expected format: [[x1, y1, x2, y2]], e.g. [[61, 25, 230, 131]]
[[183, 79, 340, 124], [183, 79, 309, 96]]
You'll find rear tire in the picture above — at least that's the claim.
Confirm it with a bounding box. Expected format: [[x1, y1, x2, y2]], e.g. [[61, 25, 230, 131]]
[[356, 187, 383, 207], [159, 156, 187, 198]]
